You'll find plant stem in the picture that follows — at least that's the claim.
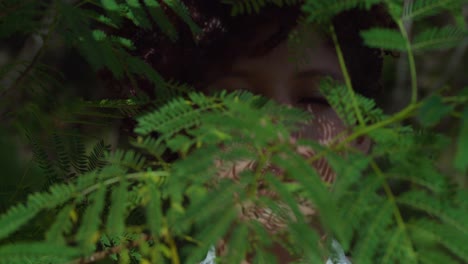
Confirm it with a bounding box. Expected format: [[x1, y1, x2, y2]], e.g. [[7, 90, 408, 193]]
[[330, 24, 365, 127], [370, 161, 418, 262], [397, 20, 418, 104]]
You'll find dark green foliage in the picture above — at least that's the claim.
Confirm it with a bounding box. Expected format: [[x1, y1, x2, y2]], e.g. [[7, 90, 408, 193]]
[[0, 0, 467, 264]]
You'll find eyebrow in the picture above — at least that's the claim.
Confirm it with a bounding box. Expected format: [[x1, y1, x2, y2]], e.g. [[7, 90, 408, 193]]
[[219, 70, 255, 79]]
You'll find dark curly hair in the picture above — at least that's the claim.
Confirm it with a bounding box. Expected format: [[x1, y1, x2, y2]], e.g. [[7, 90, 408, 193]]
[[118, 1, 394, 99]]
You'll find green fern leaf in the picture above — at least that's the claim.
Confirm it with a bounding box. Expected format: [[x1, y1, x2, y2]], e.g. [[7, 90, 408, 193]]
[[28, 184, 76, 210], [185, 208, 237, 264], [27, 134, 58, 181], [412, 26, 467, 51], [0, 183, 76, 240], [125, 0, 153, 29], [319, 78, 384, 126], [87, 140, 110, 171], [162, 0, 201, 36], [135, 93, 218, 135], [418, 95, 454, 126], [303, 0, 382, 23], [0, 243, 80, 264], [380, 228, 404, 264], [143, 0, 179, 41], [353, 202, 395, 264], [106, 149, 146, 171], [101, 0, 120, 11], [397, 191, 468, 235], [224, 225, 249, 264], [45, 205, 75, 244], [454, 106, 468, 172], [76, 185, 106, 254], [69, 135, 88, 174], [146, 180, 163, 237], [402, 0, 467, 21], [0, 204, 39, 240], [410, 220, 468, 261], [106, 179, 128, 236], [361, 28, 407, 51], [53, 134, 71, 175], [418, 251, 461, 264]]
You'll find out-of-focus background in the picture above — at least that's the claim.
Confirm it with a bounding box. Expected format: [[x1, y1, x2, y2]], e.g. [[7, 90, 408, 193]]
[[0, 2, 467, 214]]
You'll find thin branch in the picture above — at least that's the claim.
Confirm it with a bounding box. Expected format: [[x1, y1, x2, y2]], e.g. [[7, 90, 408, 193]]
[[70, 233, 151, 264]]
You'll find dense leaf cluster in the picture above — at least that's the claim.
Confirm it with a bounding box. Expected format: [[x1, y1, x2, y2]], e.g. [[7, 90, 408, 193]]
[[0, 0, 467, 264]]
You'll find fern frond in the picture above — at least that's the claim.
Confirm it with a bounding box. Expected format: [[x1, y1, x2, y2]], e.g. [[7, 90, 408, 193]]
[[76, 186, 106, 254], [106, 149, 146, 171], [124, 0, 153, 29], [380, 228, 404, 264], [27, 134, 58, 181], [221, 0, 301, 15], [402, 0, 467, 21], [418, 251, 462, 264], [135, 92, 222, 135], [106, 178, 128, 236], [143, 0, 179, 41], [397, 191, 468, 234], [224, 225, 249, 264], [353, 202, 395, 263], [69, 134, 88, 174], [27, 183, 77, 210], [387, 162, 448, 193], [0, 183, 76, 240], [146, 180, 163, 237], [0, 204, 39, 241], [409, 219, 468, 262], [53, 133, 71, 174], [303, 0, 382, 24], [454, 106, 468, 172], [162, 0, 201, 36], [361, 28, 407, 51], [87, 140, 110, 171], [185, 207, 237, 264], [319, 78, 385, 126], [125, 54, 166, 87], [0, 243, 80, 264], [45, 205, 75, 244], [412, 26, 467, 51]]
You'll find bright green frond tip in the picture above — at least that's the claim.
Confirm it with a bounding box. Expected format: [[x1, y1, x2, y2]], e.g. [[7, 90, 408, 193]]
[[361, 28, 407, 51], [101, 0, 120, 11]]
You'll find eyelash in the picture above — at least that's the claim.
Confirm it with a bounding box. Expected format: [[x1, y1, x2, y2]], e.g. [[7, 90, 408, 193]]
[[297, 97, 330, 106]]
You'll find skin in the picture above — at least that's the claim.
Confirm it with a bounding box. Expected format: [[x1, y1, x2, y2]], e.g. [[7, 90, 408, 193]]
[[207, 27, 367, 159], [204, 26, 369, 262]]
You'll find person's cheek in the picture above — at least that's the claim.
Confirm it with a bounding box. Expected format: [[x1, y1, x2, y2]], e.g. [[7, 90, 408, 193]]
[[305, 105, 347, 145], [293, 105, 348, 183]]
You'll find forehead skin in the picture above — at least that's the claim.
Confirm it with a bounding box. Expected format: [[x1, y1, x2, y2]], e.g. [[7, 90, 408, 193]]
[[207, 26, 348, 149], [207, 28, 343, 105]]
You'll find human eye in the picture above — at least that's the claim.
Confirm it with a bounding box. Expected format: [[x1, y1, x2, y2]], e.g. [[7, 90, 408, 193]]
[[296, 96, 329, 106], [296, 87, 330, 107]]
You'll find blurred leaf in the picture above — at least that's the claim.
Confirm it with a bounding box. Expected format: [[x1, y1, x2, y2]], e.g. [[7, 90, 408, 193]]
[[361, 28, 407, 51], [454, 107, 468, 172], [418, 95, 453, 127]]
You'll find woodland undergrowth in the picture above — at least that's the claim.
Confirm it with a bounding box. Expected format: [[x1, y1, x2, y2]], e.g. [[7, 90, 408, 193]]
[[0, 0, 467, 264]]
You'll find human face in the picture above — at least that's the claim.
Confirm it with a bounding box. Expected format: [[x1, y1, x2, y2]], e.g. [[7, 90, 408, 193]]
[[207, 29, 354, 182]]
